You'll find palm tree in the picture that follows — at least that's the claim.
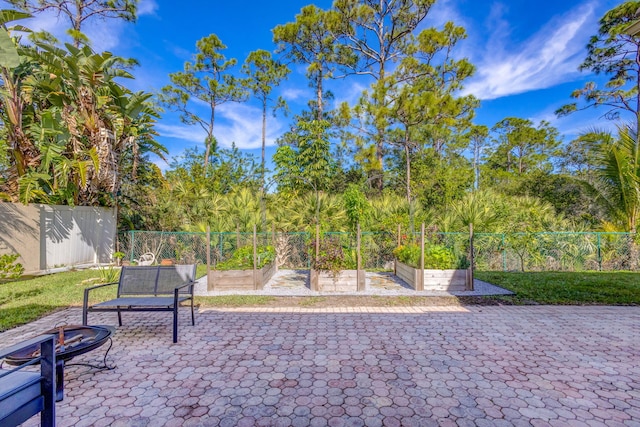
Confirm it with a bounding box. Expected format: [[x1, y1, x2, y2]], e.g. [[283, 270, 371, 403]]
[[598, 126, 640, 233]]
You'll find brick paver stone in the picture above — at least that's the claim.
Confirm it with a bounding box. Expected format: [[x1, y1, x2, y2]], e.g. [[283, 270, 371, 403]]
[[0, 306, 638, 426]]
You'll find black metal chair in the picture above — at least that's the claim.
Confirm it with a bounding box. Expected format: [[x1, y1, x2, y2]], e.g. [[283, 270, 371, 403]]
[[0, 334, 56, 427]]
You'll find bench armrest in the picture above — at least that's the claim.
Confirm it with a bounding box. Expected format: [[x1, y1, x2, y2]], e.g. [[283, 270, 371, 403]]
[[174, 280, 195, 293], [85, 281, 118, 293], [83, 281, 118, 309]]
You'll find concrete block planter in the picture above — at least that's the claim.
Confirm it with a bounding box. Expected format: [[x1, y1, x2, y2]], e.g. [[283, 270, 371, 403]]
[[395, 260, 470, 291], [208, 262, 276, 291], [309, 269, 365, 292]]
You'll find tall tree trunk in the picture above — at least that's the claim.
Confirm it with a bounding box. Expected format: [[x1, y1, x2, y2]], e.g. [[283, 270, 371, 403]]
[[204, 106, 215, 169], [404, 129, 411, 206], [316, 71, 323, 120], [262, 101, 266, 192]]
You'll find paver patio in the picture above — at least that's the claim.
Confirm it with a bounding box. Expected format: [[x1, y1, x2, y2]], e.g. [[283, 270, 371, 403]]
[[2, 305, 639, 426]]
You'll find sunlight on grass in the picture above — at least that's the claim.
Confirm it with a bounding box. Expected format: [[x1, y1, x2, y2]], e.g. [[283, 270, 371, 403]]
[[475, 271, 640, 305], [196, 295, 276, 307], [0, 269, 108, 331]]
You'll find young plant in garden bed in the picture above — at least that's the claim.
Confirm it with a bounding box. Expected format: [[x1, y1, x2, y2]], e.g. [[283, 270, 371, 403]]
[[393, 243, 468, 269], [313, 236, 357, 275], [215, 245, 276, 270]]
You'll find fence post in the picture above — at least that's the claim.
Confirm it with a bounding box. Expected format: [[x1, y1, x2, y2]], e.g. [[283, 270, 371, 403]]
[[397, 224, 401, 247], [418, 223, 425, 291], [206, 226, 211, 291], [357, 223, 364, 291], [272, 223, 276, 248], [468, 223, 474, 291], [502, 233, 506, 272], [597, 233, 602, 271], [253, 225, 258, 290], [129, 230, 136, 262], [315, 224, 320, 263], [218, 233, 223, 263]]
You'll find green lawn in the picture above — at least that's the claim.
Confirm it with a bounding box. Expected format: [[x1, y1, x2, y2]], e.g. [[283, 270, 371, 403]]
[[475, 271, 640, 305], [0, 269, 110, 332], [2, 269, 639, 333]]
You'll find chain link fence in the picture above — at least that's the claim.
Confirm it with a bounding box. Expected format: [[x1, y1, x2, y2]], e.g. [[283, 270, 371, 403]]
[[118, 230, 640, 272]]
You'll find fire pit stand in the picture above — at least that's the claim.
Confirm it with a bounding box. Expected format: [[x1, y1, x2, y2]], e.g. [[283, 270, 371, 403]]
[[3, 325, 116, 401]]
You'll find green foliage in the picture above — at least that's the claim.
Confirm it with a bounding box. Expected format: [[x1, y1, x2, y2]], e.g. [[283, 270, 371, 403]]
[[556, 1, 640, 129], [343, 184, 370, 230], [424, 244, 461, 270], [159, 33, 247, 167], [6, 0, 137, 47], [393, 243, 467, 269], [484, 117, 561, 193], [313, 235, 356, 274], [0, 253, 24, 279], [393, 243, 421, 268], [597, 126, 640, 232], [98, 266, 120, 283], [216, 245, 275, 270]]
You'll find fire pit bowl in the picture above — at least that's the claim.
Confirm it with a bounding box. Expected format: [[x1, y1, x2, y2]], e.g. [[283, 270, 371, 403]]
[[4, 325, 114, 364], [3, 325, 115, 401]]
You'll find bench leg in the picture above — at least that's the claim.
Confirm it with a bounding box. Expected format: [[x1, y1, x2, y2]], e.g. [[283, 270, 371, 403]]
[[117, 310, 122, 326], [191, 298, 195, 326], [41, 338, 56, 427], [173, 306, 178, 343]]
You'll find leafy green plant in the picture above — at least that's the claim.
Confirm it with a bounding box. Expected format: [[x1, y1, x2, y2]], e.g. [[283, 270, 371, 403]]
[[393, 244, 420, 268], [98, 266, 121, 283], [113, 251, 125, 266], [216, 245, 275, 270], [313, 236, 357, 275], [0, 253, 24, 280], [393, 243, 468, 269]]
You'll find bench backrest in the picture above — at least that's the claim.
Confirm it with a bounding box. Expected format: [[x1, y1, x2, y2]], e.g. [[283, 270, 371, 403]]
[[117, 264, 196, 296]]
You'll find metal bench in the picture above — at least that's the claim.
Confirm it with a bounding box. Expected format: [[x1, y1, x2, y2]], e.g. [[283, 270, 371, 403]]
[[0, 334, 56, 427], [82, 264, 197, 343]]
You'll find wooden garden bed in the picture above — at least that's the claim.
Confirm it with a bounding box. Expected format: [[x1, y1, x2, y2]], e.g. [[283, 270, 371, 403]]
[[395, 260, 470, 291], [309, 269, 365, 292], [208, 262, 276, 291]]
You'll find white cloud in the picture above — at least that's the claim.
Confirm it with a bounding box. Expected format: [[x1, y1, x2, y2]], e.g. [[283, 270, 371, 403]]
[[331, 80, 367, 108], [216, 103, 285, 150], [281, 87, 307, 102], [155, 122, 206, 143], [155, 103, 286, 151], [462, 2, 597, 100], [137, 0, 159, 16], [0, 0, 151, 52]]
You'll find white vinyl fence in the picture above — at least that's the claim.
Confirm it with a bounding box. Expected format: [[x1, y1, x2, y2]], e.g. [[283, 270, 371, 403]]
[[0, 203, 116, 274]]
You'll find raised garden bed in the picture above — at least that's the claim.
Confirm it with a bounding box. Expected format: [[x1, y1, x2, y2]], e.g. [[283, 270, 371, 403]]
[[395, 260, 470, 291], [309, 269, 365, 292], [207, 245, 276, 291], [208, 261, 276, 291]]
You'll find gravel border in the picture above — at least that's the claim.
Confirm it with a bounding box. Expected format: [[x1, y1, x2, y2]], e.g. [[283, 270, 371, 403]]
[[194, 270, 513, 297]]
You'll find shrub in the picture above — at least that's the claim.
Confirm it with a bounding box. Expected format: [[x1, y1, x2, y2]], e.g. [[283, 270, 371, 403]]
[[216, 245, 275, 270], [393, 244, 468, 269], [0, 253, 24, 280], [393, 244, 420, 268], [313, 236, 357, 274]]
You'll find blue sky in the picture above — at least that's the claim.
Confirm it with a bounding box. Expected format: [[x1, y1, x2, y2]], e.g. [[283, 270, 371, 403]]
[[10, 0, 628, 168]]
